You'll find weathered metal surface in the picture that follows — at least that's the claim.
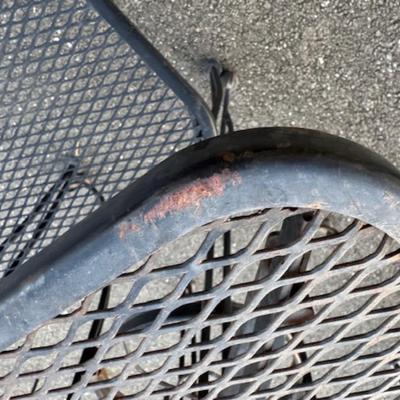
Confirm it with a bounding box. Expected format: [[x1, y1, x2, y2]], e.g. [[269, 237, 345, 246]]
[[143, 169, 241, 223], [1, 207, 400, 398], [0, 128, 400, 398]]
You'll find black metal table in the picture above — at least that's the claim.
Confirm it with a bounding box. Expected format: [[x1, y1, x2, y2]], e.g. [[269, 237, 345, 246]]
[[1, 2, 400, 400]]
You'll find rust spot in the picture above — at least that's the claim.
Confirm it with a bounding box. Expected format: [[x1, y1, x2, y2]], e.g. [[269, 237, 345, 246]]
[[96, 368, 109, 380], [119, 222, 140, 240], [144, 169, 241, 223], [222, 152, 236, 163], [307, 202, 328, 210]]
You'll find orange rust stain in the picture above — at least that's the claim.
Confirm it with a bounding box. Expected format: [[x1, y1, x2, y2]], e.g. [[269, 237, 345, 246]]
[[222, 152, 236, 163], [119, 222, 140, 240], [96, 368, 109, 380], [307, 202, 328, 210], [144, 169, 241, 223]]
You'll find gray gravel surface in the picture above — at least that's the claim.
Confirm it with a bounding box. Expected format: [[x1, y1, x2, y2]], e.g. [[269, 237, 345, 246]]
[[116, 0, 400, 166]]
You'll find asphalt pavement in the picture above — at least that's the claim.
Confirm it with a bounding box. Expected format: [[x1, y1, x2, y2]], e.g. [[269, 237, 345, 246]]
[[117, 0, 400, 165]]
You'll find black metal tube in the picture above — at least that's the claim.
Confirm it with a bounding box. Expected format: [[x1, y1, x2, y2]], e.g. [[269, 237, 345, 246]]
[[88, 0, 217, 139]]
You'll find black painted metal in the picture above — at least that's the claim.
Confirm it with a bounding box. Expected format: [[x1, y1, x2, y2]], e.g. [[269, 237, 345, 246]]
[[88, 0, 216, 139], [0, 0, 216, 279], [1, 128, 400, 399], [1, 2, 400, 398], [208, 59, 234, 135]]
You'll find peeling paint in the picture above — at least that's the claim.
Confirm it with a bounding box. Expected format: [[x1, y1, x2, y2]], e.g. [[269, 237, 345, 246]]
[[307, 202, 328, 209], [144, 169, 241, 223], [119, 222, 140, 240]]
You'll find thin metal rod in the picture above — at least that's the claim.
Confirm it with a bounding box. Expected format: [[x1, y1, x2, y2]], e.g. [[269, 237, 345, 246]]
[[222, 231, 232, 361], [3, 164, 77, 275], [198, 246, 214, 398], [88, 0, 217, 138]]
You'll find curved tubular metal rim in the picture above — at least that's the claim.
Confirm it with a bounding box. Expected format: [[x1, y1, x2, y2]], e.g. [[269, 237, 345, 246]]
[[0, 127, 399, 351], [88, 0, 217, 138]]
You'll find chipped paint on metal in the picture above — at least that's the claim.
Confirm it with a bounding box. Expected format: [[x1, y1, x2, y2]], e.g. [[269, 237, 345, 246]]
[[307, 202, 328, 209], [144, 169, 241, 223], [118, 222, 140, 240]]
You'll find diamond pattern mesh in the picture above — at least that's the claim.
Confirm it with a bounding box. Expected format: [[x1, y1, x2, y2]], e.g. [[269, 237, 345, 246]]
[[1, 207, 400, 399], [0, 0, 203, 277]]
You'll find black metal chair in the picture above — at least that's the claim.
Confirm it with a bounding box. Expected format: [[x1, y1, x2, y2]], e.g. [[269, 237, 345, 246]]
[[1, 1, 400, 399]]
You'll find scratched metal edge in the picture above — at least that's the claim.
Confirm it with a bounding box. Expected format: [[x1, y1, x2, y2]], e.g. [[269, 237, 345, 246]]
[[87, 0, 217, 138], [0, 127, 399, 351]]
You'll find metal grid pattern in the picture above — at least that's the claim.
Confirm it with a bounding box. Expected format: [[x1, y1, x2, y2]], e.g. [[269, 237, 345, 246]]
[[0, 0, 202, 277], [1, 207, 400, 399]]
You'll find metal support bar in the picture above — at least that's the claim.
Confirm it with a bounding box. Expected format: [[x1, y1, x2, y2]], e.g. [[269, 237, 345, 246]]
[[0, 128, 398, 352]]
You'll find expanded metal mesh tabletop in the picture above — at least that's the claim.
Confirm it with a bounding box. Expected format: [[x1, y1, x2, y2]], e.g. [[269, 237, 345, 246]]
[[1, 207, 400, 399], [0, 0, 211, 277]]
